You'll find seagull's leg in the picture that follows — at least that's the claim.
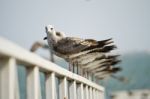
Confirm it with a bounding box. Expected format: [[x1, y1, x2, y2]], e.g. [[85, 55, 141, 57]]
[[73, 62, 75, 73], [83, 70, 85, 77], [83, 69, 88, 78], [75, 62, 79, 74], [48, 46, 55, 62], [69, 62, 74, 72], [91, 73, 93, 81], [88, 72, 92, 81], [50, 51, 54, 62], [79, 67, 81, 76], [94, 75, 97, 83], [95, 78, 99, 84], [80, 67, 83, 76], [85, 71, 87, 77], [86, 71, 88, 78], [77, 63, 79, 75], [77, 63, 82, 76], [87, 71, 90, 80], [84, 70, 88, 78], [92, 73, 95, 82], [69, 62, 72, 71]]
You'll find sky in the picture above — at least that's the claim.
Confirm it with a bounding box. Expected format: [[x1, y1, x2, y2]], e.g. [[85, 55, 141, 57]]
[[0, 0, 150, 54]]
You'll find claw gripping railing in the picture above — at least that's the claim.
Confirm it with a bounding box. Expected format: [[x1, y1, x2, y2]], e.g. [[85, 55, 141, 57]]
[[0, 37, 104, 99]]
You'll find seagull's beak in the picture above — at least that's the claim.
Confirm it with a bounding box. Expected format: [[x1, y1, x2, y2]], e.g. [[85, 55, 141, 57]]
[[43, 37, 47, 40]]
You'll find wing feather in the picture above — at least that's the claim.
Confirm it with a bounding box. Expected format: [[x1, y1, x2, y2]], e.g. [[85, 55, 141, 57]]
[[54, 37, 98, 54]]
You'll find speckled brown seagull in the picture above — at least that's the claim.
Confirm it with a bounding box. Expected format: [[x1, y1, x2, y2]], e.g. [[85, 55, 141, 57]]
[[44, 25, 115, 71]]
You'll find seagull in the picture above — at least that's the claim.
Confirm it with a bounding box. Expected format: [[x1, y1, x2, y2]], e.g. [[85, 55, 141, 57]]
[[79, 54, 121, 78], [44, 25, 121, 80], [44, 25, 116, 72]]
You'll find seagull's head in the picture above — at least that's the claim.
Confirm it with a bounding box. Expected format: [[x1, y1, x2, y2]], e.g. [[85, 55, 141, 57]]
[[45, 25, 55, 34], [45, 25, 66, 44]]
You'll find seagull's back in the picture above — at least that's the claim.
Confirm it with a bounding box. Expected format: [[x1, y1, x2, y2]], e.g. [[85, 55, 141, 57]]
[[53, 37, 98, 55]]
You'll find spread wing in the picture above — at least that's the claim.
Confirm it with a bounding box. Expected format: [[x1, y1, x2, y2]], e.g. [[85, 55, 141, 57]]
[[53, 37, 98, 54]]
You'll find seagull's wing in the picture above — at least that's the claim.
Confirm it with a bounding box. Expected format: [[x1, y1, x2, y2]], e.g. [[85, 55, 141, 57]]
[[54, 37, 98, 54], [30, 41, 48, 52]]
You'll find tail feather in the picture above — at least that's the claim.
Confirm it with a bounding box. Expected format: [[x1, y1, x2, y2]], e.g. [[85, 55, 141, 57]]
[[82, 38, 113, 51], [97, 38, 113, 47], [101, 45, 117, 52], [97, 38, 112, 44], [111, 67, 122, 73], [106, 55, 120, 59], [110, 60, 122, 65]]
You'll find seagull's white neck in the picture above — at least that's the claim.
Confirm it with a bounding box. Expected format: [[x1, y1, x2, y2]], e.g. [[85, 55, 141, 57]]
[[45, 25, 66, 46], [47, 32, 58, 45]]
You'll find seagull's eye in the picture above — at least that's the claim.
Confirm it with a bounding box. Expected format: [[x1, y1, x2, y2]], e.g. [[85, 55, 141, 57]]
[[50, 28, 53, 30], [56, 32, 61, 36]]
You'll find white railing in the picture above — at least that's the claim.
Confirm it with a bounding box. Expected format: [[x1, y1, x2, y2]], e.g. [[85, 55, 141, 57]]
[[0, 37, 104, 99]]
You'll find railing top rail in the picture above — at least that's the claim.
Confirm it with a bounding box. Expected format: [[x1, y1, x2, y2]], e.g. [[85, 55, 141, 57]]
[[0, 36, 104, 91]]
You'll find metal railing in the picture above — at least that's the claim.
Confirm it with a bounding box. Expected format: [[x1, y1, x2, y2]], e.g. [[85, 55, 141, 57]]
[[0, 37, 104, 99]]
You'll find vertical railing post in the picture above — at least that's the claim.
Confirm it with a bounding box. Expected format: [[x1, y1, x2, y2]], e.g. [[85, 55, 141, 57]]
[[96, 90, 100, 99], [84, 85, 89, 99], [0, 57, 20, 99], [27, 66, 41, 99], [98, 91, 102, 98], [59, 77, 68, 99], [93, 89, 96, 99], [69, 80, 77, 99], [99, 90, 104, 99], [97, 90, 99, 99], [45, 72, 57, 99], [77, 83, 84, 99], [89, 87, 92, 99]]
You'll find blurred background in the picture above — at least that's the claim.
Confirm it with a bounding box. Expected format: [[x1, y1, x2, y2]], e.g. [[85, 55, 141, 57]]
[[0, 0, 150, 99]]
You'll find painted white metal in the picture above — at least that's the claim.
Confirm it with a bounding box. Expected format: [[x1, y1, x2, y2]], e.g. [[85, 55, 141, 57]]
[[0, 37, 104, 99], [59, 77, 68, 99], [97, 90, 102, 99], [69, 80, 77, 99], [83, 85, 86, 99], [77, 83, 84, 99], [93, 89, 96, 99], [0, 37, 104, 92], [85, 85, 89, 99], [100, 90, 105, 99], [0, 58, 20, 99], [45, 72, 57, 99], [27, 66, 42, 99], [91, 88, 94, 99], [89, 87, 92, 99], [96, 90, 99, 99]]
